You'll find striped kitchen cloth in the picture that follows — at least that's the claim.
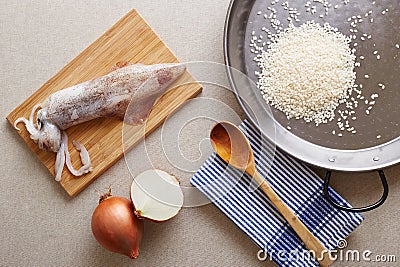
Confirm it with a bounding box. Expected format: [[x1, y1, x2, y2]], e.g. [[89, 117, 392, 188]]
[[190, 120, 364, 267]]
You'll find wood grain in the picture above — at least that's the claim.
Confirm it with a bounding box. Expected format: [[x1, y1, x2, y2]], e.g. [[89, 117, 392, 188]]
[[6, 9, 202, 197]]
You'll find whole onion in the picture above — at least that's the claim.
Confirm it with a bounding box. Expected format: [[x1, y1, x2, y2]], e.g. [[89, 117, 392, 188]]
[[91, 189, 144, 258]]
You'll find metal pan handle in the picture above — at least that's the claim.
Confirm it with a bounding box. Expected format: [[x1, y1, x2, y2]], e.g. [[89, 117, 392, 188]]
[[323, 170, 389, 212]]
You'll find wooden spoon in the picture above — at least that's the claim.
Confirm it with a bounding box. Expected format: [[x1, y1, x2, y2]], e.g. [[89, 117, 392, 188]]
[[210, 121, 333, 267]]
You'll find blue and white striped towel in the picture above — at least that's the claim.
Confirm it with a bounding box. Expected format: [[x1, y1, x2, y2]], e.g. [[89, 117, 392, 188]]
[[190, 120, 364, 267]]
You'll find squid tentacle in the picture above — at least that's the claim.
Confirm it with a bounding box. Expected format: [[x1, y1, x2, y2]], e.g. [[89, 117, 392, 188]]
[[29, 104, 42, 127], [72, 140, 93, 171], [14, 103, 43, 139], [55, 142, 65, 182], [14, 104, 42, 142], [14, 117, 39, 138], [62, 132, 92, 177]]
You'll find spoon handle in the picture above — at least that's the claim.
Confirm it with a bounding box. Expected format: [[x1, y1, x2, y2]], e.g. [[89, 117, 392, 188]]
[[252, 170, 333, 267]]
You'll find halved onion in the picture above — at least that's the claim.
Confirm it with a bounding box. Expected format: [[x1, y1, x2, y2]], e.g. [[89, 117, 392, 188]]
[[130, 170, 184, 222]]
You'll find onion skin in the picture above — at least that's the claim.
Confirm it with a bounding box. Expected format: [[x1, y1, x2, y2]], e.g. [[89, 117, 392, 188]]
[[91, 196, 144, 259]]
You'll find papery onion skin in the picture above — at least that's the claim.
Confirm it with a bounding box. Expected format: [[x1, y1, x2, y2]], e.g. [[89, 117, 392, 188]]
[[91, 195, 144, 259]]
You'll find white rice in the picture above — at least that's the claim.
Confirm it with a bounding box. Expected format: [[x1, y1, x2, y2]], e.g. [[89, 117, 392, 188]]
[[254, 21, 356, 126]]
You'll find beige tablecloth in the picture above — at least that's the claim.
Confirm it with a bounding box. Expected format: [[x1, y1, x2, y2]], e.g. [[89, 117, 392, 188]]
[[1, 1, 399, 266]]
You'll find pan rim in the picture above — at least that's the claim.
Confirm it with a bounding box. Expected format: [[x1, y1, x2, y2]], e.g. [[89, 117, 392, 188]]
[[223, 0, 400, 172]]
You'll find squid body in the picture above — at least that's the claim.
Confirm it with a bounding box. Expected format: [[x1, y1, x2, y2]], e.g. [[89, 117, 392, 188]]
[[14, 62, 186, 181]]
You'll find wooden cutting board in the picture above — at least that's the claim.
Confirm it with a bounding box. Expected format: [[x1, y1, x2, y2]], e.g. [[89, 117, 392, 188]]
[[6, 9, 202, 197]]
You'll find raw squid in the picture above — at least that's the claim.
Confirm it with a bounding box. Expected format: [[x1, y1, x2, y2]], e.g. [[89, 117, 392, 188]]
[[14, 62, 186, 181]]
